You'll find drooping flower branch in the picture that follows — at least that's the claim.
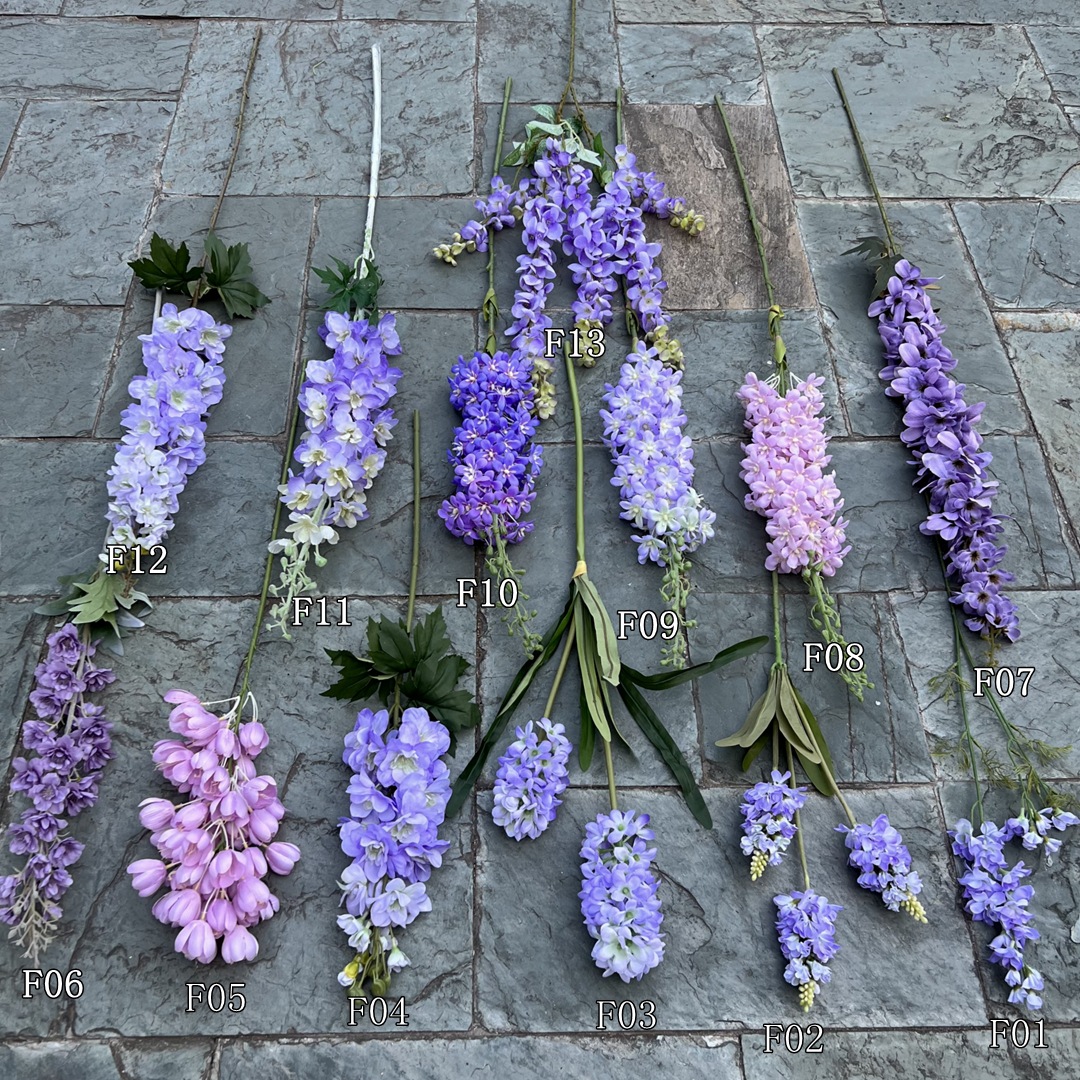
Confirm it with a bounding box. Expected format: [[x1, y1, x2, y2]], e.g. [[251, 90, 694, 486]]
[[268, 45, 401, 638], [2, 31, 267, 963], [714, 95, 925, 1010], [833, 68, 1076, 1010]]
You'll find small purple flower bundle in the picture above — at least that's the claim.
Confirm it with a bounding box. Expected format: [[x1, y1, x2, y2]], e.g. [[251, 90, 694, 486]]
[[106, 304, 231, 550], [268, 309, 402, 636], [492, 718, 572, 841], [837, 814, 926, 922], [127, 690, 299, 963], [739, 770, 807, 881], [950, 812, 1078, 1009], [869, 259, 1019, 643], [335, 706, 451, 994], [579, 809, 665, 981], [0, 624, 115, 959], [774, 890, 842, 1012]]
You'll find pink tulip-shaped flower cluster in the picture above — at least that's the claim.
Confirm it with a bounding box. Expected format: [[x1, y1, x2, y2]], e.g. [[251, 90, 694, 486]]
[[738, 373, 850, 577], [127, 690, 300, 964]]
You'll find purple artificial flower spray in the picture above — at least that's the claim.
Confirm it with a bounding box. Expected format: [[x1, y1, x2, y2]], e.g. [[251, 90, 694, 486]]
[[833, 67, 1076, 1008]]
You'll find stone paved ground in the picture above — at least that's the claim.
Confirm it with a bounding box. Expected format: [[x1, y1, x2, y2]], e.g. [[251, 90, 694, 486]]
[[1, 1, 1079, 1077]]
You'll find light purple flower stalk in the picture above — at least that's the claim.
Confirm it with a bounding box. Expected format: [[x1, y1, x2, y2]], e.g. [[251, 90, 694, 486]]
[[491, 718, 572, 840], [774, 889, 842, 1012], [739, 770, 807, 881], [579, 809, 665, 981], [837, 814, 926, 921], [105, 303, 231, 551], [337, 707, 451, 993]]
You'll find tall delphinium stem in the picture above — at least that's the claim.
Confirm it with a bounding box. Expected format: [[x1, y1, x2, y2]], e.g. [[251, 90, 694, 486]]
[[831, 70, 899, 261]]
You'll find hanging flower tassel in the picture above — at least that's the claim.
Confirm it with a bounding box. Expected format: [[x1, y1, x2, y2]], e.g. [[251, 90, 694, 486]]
[[773, 889, 842, 1011], [836, 814, 926, 921], [127, 691, 299, 963], [491, 718, 572, 840], [739, 770, 807, 882]]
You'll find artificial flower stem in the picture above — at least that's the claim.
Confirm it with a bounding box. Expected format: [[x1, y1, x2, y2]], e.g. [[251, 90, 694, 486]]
[[236, 364, 306, 705], [788, 743, 812, 891], [406, 410, 421, 633], [614, 87, 641, 349], [715, 96, 778, 312], [191, 27, 261, 307], [542, 620, 577, 717], [484, 78, 512, 351], [61, 627, 93, 738], [555, 0, 580, 123], [603, 736, 619, 812], [354, 45, 382, 287], [831, 69, 899, 260], [771, 570, 784, 668], [563, 341, 588, 564]]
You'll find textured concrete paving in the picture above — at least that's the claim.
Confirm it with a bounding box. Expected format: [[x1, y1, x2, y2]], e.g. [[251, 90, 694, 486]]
[[1, 2, 1079, 1077]]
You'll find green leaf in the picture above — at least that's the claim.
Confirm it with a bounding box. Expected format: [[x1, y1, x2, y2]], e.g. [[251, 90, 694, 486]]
[[578, 682, 596, 770], [321, 649, 380, 701], [791, 686, 836, 797], [35, 597, 73, 617], [715, 666, 780, 749], [577, 149, 601, 167], [741, 729, 771, 772], [623, 635, 767, 691], [501, 146, 523, 167], [202, 234, 270, 318], [573, 575, 620, 686], [128, 233, 202, 293], [776, 672, 822, 764], [618, 678, 712, 830], [532, 104, 557, 123], [525, 120, 564, 138], [575, 602, 611, 744]]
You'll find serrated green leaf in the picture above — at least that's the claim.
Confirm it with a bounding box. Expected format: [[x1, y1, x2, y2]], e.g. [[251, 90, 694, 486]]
[[618, 678, 712, 829], [215, 279, 270, 320], [129, 233, 202, 292]]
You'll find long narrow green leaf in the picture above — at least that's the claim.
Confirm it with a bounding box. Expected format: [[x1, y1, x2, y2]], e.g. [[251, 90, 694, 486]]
[[791, 686, 837, 797], [578, 682, 596, 770], [618, 679, 711, 829], [574, 575, 621, 686], [622, 635, 768, 691], [575, 602, 611, 744], [741, 727, 772, 772], [716, 667, 779, 748]]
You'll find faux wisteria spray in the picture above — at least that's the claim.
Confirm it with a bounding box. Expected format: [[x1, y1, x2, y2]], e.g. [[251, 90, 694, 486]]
[[713, 97, 926, 1011], [1, 31, 268, 962], [267, 45, 402, 637], [833, 71, 1077, 1010]]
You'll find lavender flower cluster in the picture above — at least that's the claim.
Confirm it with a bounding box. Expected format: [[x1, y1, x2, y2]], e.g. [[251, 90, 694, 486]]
[[738, 372, 850, 577], [0, 624, 114, 957], [106, 304, 231, 550], [128, 690, 299, 964], [438, 136, 702, 417], [337, 707, 451, 991], [950, 811, 1078, 1009], [837, 814, 926, 921], [601, 342, 715, 568], [491, 718, 572, 840], [438, 349, 542, 547], [269, 311, 402, 631], [579, 809, 665, 981], [739, 770, 807, 881], [774, 889, 842, 1011], [870, 259, 1019, 642]]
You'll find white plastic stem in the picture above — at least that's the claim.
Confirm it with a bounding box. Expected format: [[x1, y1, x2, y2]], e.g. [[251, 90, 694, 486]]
[[355, 44, 382, 278]]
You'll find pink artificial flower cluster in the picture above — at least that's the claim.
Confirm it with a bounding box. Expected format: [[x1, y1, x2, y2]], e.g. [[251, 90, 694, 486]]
[[127, 689, 300, 964], [738, 372, 850, 576]]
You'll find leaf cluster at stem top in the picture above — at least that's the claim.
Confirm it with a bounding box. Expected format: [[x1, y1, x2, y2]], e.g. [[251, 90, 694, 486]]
[[322, 607, 480, 751], [128, 232, 270, 319], [312, 258, 383, 319]]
